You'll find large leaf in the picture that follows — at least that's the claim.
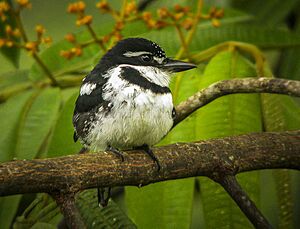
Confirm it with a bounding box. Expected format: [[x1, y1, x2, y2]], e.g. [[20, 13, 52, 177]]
[[0, 90, 33, 161], [13, 194, 61, 229], [0, 196, 23, 229], [76, 190, 136, 228], [0, 88, 61, 228], [143, 23, 300, 58], [278, 10, 300, 81], [0, 70, 29, 91], [261, 66, 300, 229], [232, 0, 299, 26], [0, 70, 32, 103], [47, 90, 81, 157], [126, 68, 202, 229], [194, 50, 262, 228], [126, 179, 194, 229], [14, 87, 61, 159], [0, 90, 36, 229]]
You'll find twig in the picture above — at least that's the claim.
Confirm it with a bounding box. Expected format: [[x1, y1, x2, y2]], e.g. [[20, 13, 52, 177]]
[[190, 41, 266, 76], [0, 131, 299, 196], [32, 53, 59, 86], [189, 41, 265, 77], [51, 193, 86, 229], [176, 0, 203, 59], [211, 175, 273, 229], [11, 7, 59, 86], [86, 24, 107, 52], [174, 77, 300, 125]]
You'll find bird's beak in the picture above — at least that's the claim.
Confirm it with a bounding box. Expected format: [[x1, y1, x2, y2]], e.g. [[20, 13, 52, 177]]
[[162, 58, 197, 72]]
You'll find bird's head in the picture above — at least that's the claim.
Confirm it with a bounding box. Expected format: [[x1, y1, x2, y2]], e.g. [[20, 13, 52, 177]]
[[98, 37, 196, 74]]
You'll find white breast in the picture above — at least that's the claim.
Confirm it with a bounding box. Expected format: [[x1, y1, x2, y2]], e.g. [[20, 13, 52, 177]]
[[86, 66, 174, 151]]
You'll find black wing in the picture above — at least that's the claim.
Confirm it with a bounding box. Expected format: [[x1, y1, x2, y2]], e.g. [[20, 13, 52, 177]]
[[73, 70, 107, 142], [74, 71, 107, 114]]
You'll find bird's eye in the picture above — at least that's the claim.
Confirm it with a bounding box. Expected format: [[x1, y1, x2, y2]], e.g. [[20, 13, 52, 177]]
[[141, 54, 152, 62]]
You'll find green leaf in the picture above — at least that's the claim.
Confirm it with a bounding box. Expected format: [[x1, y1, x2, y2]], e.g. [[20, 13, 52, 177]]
[[195, 50, 262, 228], [0, 195, 22, 229], [0, 70, 32, 103], [190, 25, 300, 51], [261, 65, 300, 229], [0, 70, 30, 91], [126, 179, 194, 229], [126, 69, 202, 229], [47, 90, 81, 157], [0, 89, 37, 229], [0, 90, 34, 162], [14, 194, 62, 229], [14, 87, 61, 159], [76, 190, 136, 228], [143, 24, 300, 58], [0, 0, 20, 68], [30, 223, 57, 229], [232, 0, 299, 25], [278, 14, 300, 81]]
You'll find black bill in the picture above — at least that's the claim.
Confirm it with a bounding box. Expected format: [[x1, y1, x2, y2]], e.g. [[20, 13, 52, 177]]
[[162, 58, 197, 72]]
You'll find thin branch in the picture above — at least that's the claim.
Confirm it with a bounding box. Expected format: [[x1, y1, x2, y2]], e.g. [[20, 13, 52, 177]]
[[212, 175, 272, 229], [176, 0, 203, 59], [11, 7, 59, 86], [174, 77, 300, 125], [86, 24, 107, 52], [189, 41, 266, 76], [0, 131, 299, 196], [51, 193, 86, 229], [32, 53, 59, 86]]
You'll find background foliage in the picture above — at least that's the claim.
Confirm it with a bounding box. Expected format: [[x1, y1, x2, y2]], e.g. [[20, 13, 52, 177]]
[[0, 0, 300, 228]]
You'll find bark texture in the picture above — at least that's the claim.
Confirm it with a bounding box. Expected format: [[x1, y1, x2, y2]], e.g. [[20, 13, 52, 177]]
[[0, 131, 299, 196]]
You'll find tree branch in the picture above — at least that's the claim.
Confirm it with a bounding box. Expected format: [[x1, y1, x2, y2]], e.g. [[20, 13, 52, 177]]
[[51, 193, 86, 229], [212, 175, 272, 229], [174, 77, 300, 125], [1, 77, 299, 228], [0, 131, 299, 196]]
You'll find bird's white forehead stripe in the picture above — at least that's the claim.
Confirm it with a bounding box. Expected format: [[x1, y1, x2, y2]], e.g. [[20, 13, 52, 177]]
[[123, 51, 152, 57], [80, 83, 96, 95]]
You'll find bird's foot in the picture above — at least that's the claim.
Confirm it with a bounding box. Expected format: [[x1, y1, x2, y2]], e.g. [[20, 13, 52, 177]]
[[78, 147, 88, 154], [106, 145, 125, 162], [136, 144, 161, 171], [98, 187, 111, 207]]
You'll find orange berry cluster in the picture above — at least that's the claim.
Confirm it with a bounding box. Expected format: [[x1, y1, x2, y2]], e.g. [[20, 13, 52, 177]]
[[24, 24, 52, 54], [60, 33, 83, 59], [204, 6, 224, 27], [61, 1, 139, 59], [67, 1, 93, 26], [95, 0, 137, 41], [16, 0, 31, 9], [141, 4, 191, 30], [96, 0, 111, 13], [0, 25, 20, 48], [61, 1, 225, 60], [0, 1, 10, 21], [0, 1, 51, 54]]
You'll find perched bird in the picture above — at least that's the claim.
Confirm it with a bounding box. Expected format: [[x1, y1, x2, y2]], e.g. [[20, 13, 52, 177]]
[[73, 37, 196, 169]]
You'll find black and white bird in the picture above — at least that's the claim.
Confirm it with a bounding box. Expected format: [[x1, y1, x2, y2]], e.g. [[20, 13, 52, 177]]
[[73, 37, 196, 170]]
